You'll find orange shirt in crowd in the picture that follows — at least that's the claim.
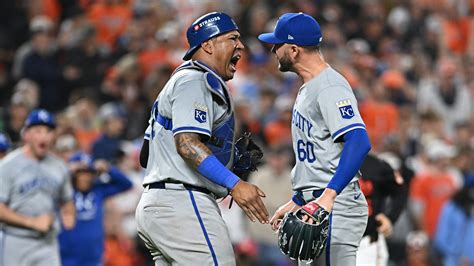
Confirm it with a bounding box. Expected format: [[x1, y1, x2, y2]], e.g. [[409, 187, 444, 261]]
[[359, 100, 399, 151], [104, 237, 135, 266], [40, 0, 61, 22], [75, 128, 101, 153], [87, 3, 131, 49], [138, 48, 171, 75], [443, 17, 471, 55], [410, 172, 457, 238], [264, 121, 291, 146]]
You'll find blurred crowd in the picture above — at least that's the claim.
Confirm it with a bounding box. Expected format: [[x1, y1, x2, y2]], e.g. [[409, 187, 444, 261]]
[[0, 0, 473, 265]]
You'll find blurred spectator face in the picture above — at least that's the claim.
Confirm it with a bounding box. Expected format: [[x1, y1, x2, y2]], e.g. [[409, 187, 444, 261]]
[[13, 79, 40, 109], [419, 112, 445, 138], [9, 102, 31, 134], [31, 30, 56, 55], [437, 57, 457, 81], [267, 148, 290, 174], [75, 98, 98, 124], [425, 140, 456, 170], [23, 125, 55, 159], [454, 123, 472, 146], [406, 231, 430, 266], [104, 117, 125, 138], [54, 134, 78, 162], [73, 170, 95, 192]]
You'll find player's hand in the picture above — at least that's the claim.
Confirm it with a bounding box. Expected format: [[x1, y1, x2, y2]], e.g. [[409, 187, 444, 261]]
[[230, 180, 269, 224], [270, 200, 299, 231], [93, 159, 109, 173], [314, 188, 336, 212], [375, 213, 393, 237], [300, 189, 336, 224], [29, 214, 54, 233]]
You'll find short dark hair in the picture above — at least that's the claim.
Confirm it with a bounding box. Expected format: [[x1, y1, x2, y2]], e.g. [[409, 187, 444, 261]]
[[301, 45, 321, 53]]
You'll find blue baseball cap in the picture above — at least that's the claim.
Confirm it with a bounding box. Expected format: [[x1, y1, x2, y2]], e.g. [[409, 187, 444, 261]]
[[183, 12, 239, 60], [258, 13, 322, 46], [24, 109, 56, 129], [69, 152, 95, 172], [0, 133, 11, 152]]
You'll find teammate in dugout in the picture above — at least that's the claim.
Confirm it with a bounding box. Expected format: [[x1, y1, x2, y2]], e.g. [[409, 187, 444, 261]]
[[258, 13, 372, 265], [0, 109, 75, 266], [135, 12, 269, 266]]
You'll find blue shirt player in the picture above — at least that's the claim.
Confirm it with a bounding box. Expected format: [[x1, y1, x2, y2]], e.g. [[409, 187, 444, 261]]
[[58, 152, 132, 266]]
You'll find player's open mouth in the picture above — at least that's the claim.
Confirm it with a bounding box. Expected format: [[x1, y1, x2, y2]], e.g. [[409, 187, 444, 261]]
[[230, 54, 241, 71]]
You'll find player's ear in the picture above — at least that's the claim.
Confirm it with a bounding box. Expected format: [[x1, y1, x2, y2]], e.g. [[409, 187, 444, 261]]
[[289, 45, 299, 59], [201, 39, 214, 55]]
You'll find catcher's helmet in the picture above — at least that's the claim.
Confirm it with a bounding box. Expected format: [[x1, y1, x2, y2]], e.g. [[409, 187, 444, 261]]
[[183, 12, 239, 60]]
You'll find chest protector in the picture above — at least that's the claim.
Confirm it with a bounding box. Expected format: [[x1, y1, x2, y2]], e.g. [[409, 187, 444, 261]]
[[163, 61, 236, 168]]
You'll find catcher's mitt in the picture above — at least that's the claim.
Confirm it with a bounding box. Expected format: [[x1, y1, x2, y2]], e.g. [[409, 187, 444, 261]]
[[233, 132, 263, 181], [278, 202, 330, 262]]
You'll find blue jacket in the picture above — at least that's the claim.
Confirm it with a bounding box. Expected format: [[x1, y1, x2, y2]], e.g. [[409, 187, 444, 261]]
[[58, 167, 132, 266], [434, 201, 474, 266]]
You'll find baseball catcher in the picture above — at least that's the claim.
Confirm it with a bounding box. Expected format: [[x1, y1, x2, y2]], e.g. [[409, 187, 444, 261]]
[[278, 202, 330, 262]]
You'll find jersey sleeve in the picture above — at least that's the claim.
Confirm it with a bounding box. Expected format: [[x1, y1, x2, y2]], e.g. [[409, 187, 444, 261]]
[[170, 78, 214, 137], [317, 86, 366, 141], [0, 163, 11, 203]]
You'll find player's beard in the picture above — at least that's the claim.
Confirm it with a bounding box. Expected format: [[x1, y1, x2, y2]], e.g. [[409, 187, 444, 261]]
[[278, 51, 293, 72]]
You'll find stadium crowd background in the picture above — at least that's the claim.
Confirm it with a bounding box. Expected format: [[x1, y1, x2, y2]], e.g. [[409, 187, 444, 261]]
[[0, 0, 473, 265]]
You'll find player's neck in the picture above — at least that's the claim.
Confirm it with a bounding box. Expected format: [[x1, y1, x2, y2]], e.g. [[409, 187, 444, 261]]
[[295, 55, 329, 83]]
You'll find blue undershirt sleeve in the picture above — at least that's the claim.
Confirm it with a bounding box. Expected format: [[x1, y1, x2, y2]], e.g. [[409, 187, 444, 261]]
[[197, 155, 240, 189], [327, 128, 371, 194]]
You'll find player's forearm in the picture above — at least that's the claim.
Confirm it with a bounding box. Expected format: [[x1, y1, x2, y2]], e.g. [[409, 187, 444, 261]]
[[327, 129, 371, 193], [60, 201, 76, 229], [0, 203, 37, 229], [174, 132, 240, 189]]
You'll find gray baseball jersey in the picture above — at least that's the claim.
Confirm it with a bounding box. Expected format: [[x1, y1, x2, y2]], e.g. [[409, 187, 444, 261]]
[[291, 67, 366, 191], [0, 148, 73, 238], [142, 62, 233, 198], [292, 67, 368, 266], [137, 61, 237, 265]]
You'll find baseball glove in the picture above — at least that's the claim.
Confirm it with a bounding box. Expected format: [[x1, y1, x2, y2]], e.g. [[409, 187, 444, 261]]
[[233, 132, 263, 181], [278, 202, 330, 262]]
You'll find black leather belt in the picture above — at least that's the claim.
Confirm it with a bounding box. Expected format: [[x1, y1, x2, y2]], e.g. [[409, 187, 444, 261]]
[[145, 181, 212, 195]]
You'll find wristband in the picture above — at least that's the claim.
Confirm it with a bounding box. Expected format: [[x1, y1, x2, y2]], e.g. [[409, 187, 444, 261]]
[[197, 155, 240, 189]]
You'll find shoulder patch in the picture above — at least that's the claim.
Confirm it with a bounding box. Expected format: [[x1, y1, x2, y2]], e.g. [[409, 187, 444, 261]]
[[336, 99, 355, 119], [195, 109, 207, 123]]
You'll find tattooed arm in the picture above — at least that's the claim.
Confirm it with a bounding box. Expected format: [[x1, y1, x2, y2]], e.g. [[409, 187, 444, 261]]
[[174, 133, 212, 168], [174, 132, 269, 223]]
